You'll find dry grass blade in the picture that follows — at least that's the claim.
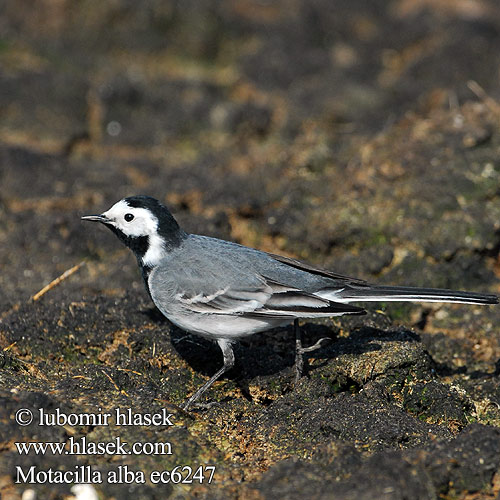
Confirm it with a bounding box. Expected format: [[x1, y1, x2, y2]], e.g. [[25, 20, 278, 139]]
[[31, 261, 86, 302], [467, 80, 500, 117], [102, 370, 129, 396]]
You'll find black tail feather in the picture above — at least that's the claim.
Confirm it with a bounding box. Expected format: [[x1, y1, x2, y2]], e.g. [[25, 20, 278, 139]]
[[336, 285, 498, 305]]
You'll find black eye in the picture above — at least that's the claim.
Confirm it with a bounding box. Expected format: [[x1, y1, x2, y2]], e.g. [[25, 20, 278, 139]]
[[124, 213, 134, 222]]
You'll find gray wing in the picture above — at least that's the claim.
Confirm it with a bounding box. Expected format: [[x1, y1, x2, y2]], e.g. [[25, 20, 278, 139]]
[[148, 242, 365, 320], [175, 276, 364, 319]]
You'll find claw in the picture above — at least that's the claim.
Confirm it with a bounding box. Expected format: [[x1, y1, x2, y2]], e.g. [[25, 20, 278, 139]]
[[297, 337, 331, 354]]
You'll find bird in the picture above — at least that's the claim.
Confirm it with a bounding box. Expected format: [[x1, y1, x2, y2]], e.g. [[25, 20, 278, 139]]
[[82, 195, 498, 410]]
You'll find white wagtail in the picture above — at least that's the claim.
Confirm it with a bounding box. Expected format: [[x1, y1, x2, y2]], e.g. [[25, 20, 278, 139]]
[[82, 195, 498, 409]]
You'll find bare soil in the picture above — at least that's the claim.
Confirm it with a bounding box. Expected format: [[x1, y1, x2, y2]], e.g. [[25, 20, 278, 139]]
[[2, 1, 500, 498]]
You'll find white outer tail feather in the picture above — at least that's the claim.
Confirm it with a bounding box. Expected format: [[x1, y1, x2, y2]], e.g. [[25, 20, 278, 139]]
[[316, 288, 498, 306]]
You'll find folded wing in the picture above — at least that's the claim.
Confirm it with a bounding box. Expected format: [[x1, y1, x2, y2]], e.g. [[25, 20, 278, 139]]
[[176, 276, 365, 319]]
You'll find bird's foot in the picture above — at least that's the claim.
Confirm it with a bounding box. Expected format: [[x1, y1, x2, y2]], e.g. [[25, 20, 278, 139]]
[[298, 337, 331, 354], [295, 324, 331, 384]]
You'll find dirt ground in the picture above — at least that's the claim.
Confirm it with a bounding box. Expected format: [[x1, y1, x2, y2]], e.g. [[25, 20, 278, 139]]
[[2, 1, 500, 499]]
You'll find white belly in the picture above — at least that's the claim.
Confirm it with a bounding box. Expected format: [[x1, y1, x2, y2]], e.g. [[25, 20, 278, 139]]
[[162, 309, 291, 340]]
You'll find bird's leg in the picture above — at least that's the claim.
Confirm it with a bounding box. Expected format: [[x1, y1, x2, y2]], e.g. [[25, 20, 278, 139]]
[[294, 319, 304, 383], [295, 319, 331, 384], [182, 339, 235, 410]]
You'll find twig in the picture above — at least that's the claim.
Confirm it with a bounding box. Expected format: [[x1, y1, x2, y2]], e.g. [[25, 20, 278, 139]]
[[467, 80, 500, 117], [101, 370, 120, 391], [117, 367, 142, 376], [101, 369, 129, 396], [31, 261, 86, 302], [3, 342, 17, 352]]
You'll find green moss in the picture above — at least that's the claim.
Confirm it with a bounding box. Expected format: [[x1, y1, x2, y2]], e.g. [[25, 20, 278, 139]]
[[362, 230, 389, 248], [0, 38, 10, 53], [419, 385, 429, 404], [378, 302, 414, 321]]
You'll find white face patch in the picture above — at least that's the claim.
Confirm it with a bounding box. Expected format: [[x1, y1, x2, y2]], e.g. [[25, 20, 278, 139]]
[[102, 200, 159, 237], [102, 199, 167, 267]]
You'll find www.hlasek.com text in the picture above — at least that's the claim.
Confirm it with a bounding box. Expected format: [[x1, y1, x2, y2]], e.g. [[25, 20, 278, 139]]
[[16, 436, 172, 456]]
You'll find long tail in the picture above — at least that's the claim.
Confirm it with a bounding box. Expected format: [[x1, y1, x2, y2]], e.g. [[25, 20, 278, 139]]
[[323, 285, 498, 305]]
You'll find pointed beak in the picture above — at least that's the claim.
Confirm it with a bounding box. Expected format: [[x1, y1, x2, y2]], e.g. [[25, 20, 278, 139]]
[[81, 214, 110, 223]]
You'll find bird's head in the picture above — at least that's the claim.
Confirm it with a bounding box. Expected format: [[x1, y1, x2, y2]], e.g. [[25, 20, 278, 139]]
[[82, 195, 186, 268]]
